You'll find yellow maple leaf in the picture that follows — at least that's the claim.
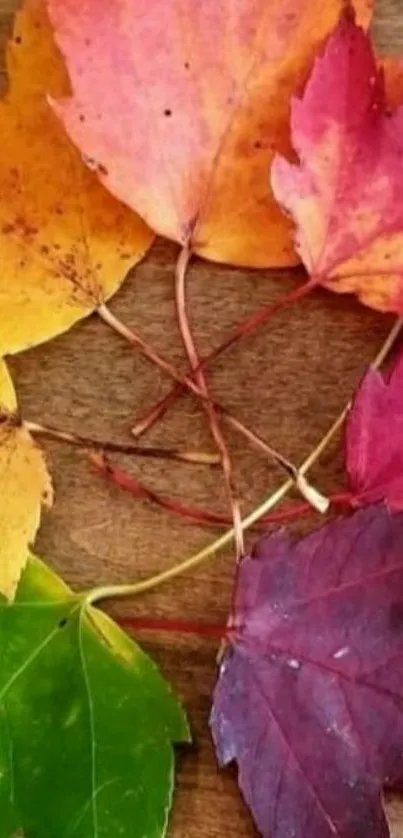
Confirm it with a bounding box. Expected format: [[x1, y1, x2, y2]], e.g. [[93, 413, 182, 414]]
[[0, 0, 153, 356], [0, 361, 52, 600]]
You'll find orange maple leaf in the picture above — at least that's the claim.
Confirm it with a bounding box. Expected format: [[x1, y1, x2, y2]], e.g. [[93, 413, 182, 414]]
[[46, 0, 372, 269], [272, 16, 403, 313], [0, 0, 153, 356]]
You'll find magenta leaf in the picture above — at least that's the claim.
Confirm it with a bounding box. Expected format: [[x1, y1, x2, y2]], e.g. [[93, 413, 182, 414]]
[[211, 506, 403, 838], [347, 351, 403, 509]]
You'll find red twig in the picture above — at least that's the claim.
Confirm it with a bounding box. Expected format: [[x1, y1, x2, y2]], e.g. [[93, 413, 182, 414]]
[[117, 616, 229, 638], [91, 451, 353, 529], [133, 277, 315, 437], [90, 451, 232, 526]]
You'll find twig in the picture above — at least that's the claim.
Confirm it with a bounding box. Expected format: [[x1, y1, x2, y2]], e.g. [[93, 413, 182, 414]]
[[25, 420, 220, 465], [175, 246, 244, 557], [132, 277, 315, 436]]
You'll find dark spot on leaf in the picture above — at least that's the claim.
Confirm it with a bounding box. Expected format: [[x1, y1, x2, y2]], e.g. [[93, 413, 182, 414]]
[[164, 109, 172, 117], [254, 140, 262, 150], [14, 36, 22, 44], [42, 488, 52, 504], [79, 114, 85, 123], [82, 154, 98, 171], [58, 617, 68, 628], [13, 217, 38, 237], [184, 62, 190, 69], [84, 37, 91, 46], [2, 223, 14, 235], [98, 163, 108, 176], [40, 244, 50, 255]]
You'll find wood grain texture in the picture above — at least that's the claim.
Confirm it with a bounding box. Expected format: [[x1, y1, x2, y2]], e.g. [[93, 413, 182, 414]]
[[2, 1, 403, 836]]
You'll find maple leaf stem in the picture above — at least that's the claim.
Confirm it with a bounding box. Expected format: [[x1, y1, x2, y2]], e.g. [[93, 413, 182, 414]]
[[116, 616, 228, 638], [24, 420, 220, 465], [371, 316, 403, 369], [93, 450, 352, 528], [98, 296, 325, 507], [91, 450, 232, 525], [84, 314, 403, 608], [131, 277, 315, 437], [175, 244, 244, 558]]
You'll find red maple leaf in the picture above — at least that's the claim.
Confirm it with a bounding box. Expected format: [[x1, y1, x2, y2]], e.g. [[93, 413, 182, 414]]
[[211, 506, 403, 838], [347, 350, 403, 509], [271, 14, 403, 313]]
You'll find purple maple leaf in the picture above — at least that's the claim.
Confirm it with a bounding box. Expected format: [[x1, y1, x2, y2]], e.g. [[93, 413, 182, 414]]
[[347, 350, 403, 509], [211, 505, 403, 838]]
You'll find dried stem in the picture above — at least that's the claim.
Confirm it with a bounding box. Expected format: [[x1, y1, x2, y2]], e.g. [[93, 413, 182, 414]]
[[25, 420, 220, 466], [132, 277, 315, 436], [85, 314, 403, 608], [175, 246, 244, 557], [98, 300, 325, 508]]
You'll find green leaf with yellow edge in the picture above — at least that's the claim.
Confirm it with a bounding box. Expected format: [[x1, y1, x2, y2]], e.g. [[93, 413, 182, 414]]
[[0, 555, 189, 838], [0, 0, 153, 356], [0, 361, 52, 601]]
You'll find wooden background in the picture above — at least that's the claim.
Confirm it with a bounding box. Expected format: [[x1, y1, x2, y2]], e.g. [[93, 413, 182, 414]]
[[2, 0, 403, 835]]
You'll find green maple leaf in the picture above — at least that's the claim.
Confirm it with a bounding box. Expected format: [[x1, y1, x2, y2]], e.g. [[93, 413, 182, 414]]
[[0, 555, 189, 838]]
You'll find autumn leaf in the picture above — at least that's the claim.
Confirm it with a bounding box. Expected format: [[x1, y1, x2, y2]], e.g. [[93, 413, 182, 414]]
[[383, 57, 403, 109], [0, 0, 153, 356], [272, 15, 403, 313], [211, 505, 403, 838], [0, 360, 52, 600], [0, 554, 189, 838], [346, 350, 403, 509], [46, 0, 371, 269]]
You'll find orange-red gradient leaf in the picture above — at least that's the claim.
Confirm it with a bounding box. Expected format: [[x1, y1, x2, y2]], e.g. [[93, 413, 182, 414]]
[[47, 0, 372, 268]]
